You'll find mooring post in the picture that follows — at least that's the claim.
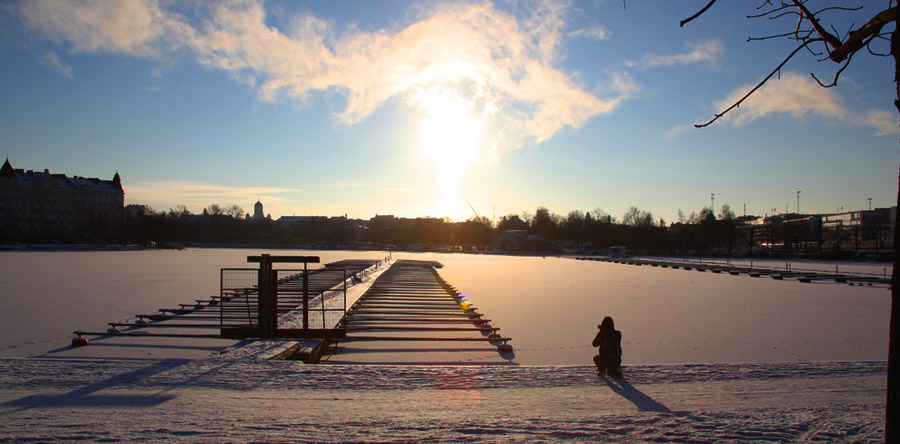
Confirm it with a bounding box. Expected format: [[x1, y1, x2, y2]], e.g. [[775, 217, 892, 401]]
[[303, 261, 309, 337], [245, 255, 320, 338], [258, 254, 275, 338]]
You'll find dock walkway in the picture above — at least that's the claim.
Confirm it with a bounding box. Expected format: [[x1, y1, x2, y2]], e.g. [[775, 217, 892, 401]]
[[59, 258, 514, 364], [63, 259, 380, 360], [321, 259, 515, 364]]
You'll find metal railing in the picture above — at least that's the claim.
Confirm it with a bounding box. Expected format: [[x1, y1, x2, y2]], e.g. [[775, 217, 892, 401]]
[[220, 268, 259, 331], [219, 255, 349, 339]]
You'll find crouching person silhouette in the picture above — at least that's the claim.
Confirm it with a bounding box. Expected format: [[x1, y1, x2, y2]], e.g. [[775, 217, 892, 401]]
[[592, 316, 622, 378]]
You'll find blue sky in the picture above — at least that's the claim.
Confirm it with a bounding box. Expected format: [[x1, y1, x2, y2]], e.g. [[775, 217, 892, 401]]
[[0, 0, 896, 223]]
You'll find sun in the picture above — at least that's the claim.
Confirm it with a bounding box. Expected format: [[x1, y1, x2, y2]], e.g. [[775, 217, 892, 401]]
[[416, 87, 483, 169], [413, 87, 484, 218]]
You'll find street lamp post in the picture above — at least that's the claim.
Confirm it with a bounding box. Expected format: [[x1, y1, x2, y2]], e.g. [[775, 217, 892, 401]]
[[797, 190, 801, 214]]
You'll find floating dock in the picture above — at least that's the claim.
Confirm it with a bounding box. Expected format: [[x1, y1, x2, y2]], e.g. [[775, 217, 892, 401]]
[[323, 259, 514, 364], [65, 259, 382, 360], [578, 256, 891, 287], [63, 257, 514, 364]]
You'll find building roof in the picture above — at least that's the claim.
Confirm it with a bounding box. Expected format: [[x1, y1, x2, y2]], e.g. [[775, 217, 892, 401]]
[[0, 158, 15, 179], [0, 159, 122, 193]]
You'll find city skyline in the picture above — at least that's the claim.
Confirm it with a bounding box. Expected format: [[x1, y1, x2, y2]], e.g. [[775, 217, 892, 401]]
[[1, 1, 897, 222]]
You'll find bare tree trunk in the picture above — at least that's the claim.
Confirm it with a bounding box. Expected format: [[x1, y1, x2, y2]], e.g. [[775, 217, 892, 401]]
[[887, 25, 900, 443]]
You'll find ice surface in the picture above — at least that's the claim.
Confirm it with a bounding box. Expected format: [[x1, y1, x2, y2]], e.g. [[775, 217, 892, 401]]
[[435, 254, 890, 364], [0, 249, 889, 442], [0, 249, 891, 364]]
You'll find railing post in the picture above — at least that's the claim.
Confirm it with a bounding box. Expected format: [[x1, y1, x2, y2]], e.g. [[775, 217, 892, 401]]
[[258, 254, 275, 338], [245, 255, 319, 338], [303, 261, 309, 337], [219, 269, 224, 333], [343, 269, 347, 330]]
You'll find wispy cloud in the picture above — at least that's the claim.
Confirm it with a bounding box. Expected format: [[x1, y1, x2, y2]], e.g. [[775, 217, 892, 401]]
[[37, 50, 72, 79], [126, 181, 296, 213], [662, 125, 692, 140], [608, 71, 639, 97], [18, 0, 192, 57], [569, 26, 610, 41], [326, 182, 365, 188], [713, 72, 843, 125], [857, 109, 897, 136], [705, 71, 895, 136], [17, 0, 622, 158], [626, 40, 724, 70]]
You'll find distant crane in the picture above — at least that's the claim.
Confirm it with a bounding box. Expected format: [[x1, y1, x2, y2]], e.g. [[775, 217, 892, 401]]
[[466, 200, 481, 221], [466, 200, 492, 252]]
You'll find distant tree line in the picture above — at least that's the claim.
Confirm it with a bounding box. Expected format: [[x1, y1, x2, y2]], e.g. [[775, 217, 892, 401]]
[[122, 203, 891, 260]]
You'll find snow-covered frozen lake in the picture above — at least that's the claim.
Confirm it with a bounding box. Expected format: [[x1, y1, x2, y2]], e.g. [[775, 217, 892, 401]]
[[0, 249, 890, 442], [0, 248, 891, 364]]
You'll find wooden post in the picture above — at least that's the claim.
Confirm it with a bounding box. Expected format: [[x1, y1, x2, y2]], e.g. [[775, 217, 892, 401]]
[[247, 255, 320, 338], [258, 254, 275, 338], [303, 261, 309, 337]]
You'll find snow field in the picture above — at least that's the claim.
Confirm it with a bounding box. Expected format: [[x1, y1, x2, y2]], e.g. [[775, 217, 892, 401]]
[[0, 357, 885, 442], [0, 249, 890, 442]]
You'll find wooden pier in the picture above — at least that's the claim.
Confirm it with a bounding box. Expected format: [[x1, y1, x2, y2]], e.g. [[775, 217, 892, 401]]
[[70, 259, 383, 359], [67, 257, 513, 364], [321, 259, 514, 364]]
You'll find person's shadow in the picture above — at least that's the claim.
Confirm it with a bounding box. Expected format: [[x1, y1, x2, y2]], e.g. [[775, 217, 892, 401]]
[[604, 377, 672, 413]]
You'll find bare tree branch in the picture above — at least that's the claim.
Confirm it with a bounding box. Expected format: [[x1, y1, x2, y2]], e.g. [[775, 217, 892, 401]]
[[748, 2, 800, 20], [812, 6, 864, 16], [747, 30, 813, 42], [811, 50, 855, 87], [792, 0, 843, 49], [695, 39, 823, 128], [829, 6, 899, 62], [869, 33, 893, 56], [680, 0, 718, 27], [684, 2, 898, 127]]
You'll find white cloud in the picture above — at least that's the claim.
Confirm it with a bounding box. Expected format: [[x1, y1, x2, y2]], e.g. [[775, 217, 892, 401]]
[[627, 39, 724, 70], [662, 125, 691, 140], [37, 50, 72, 79], [18, 0, 192, 57], [714, 72, 844, 126], [569, 26, 610, 41], [663, 73, 897, 139], [327, 182, 365, 188], [857, 109, 898, 136], [609, 71, 638, 96], [17, 0, 621, 159], [705, 71, 896, 136]]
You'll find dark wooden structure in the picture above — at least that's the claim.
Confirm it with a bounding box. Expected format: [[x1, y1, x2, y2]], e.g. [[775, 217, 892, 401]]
[[220, 255, 350, 339]]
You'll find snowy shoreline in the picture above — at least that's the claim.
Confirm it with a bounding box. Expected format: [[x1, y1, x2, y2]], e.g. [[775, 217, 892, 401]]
[[0, 356, 886, 443], [2, 356, 887, 389]]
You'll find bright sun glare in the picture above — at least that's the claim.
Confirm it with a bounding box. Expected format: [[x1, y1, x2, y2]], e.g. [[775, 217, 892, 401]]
[[417, 87, 482, 168], [414, 87, 484, 218]]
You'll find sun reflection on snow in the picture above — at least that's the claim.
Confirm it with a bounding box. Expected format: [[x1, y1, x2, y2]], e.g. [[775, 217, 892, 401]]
[[430, 371, 485, 406]]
